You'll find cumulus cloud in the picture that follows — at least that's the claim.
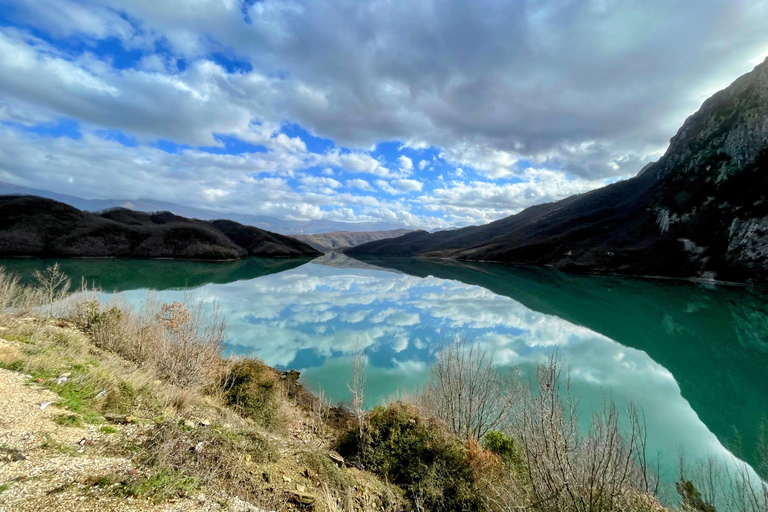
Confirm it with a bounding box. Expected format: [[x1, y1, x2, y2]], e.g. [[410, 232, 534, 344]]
[[0, 0, 766, 227], [398, 155, 413, 174], [376, 178, 424, 194], [345, 179, 374, 191], [420, 168, 608, 224], [300, 175, 342, 192]]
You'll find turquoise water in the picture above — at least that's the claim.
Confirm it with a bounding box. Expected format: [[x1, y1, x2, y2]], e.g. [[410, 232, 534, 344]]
[[3, 254, 767, 498]]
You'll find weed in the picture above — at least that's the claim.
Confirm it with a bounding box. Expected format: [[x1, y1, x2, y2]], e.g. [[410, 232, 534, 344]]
[[112, 470, 199, 503], [52, 413, 85, 428], [0, 445, 26, 462], [100, 425, 117, 434]]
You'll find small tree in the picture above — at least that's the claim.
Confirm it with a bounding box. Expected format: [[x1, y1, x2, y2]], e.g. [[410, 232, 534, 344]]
[[420, 334, 515, 441], [33, 263, 71, 317], [347, 339, 367, 453]]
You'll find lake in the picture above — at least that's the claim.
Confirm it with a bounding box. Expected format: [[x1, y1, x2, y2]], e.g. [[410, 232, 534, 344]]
[[3, 254, 767, 500]]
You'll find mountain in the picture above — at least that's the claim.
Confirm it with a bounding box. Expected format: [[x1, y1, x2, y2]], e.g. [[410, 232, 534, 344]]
[[291, 229, 415, 253], [348, 58, 768, 283], [0, 196, 322, 260], [0, 183, 406, 235]]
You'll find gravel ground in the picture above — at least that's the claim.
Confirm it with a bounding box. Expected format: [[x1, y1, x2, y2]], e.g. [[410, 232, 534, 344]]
[[0, 353, 266, 512]]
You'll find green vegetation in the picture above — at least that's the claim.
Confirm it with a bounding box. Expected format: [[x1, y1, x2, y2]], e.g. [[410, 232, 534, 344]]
[[88, 469, 200, 503], [222, 359, 280, 427], [52, 413, 85, 428], [338, 402, 482, 512]]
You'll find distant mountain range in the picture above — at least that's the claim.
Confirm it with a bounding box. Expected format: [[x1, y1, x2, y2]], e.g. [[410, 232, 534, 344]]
[[349, 57, 768, 284], [0, 183, 407, 235], [291, 229, 415, 253], [0, 196, 321, 260]]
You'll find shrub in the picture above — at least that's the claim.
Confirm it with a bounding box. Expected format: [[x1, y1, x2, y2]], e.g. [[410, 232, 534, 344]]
[[517, 353, 658, 512], [482, 431, 515, 461], [33, 263, 71, 317], [676, 479, 716, 512], [222, 359, 280, 427], [418, 334, 517, 441], [68, 294, 225, 390], [337, 402, 482, 512]]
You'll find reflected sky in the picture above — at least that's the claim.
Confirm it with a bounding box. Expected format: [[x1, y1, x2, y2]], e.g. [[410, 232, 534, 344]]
[[2, 255, 765, 497]]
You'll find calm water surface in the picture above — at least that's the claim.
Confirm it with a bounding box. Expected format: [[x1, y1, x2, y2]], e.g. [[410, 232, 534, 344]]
[[3, 254, 767, 497]]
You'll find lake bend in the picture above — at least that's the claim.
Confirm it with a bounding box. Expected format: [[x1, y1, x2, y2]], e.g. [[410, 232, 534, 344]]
[[3, 254, 767, 501]]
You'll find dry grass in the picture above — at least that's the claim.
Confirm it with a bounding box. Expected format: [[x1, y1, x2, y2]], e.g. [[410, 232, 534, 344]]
[[0, 266, 48, 315], [69, 292, 226, 390]]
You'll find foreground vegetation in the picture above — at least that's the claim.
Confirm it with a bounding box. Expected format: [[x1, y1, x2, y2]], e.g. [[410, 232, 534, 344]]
[[0, 264, 766, 512]]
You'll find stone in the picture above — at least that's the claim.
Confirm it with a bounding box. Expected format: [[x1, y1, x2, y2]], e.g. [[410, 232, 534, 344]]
[[287, 490, 315, 506], [328, 450, 344, 467], [103, 413, 135, 423]]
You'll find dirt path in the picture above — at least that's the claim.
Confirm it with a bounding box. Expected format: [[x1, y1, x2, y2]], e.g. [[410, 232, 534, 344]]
[[0, 343, 262, 512]]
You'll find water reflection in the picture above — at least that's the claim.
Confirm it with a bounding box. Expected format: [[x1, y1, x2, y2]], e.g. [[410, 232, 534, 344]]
[[2, 255, 766, 488]]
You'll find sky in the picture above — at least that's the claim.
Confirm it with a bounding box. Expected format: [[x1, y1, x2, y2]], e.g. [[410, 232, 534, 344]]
[[0, 0, 766, 230]]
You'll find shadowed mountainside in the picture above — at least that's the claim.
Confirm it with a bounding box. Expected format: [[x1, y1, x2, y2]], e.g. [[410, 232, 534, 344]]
[[0, 182, 407, 235], [0, 196, 322, 260], [348, 58, 768, 283]]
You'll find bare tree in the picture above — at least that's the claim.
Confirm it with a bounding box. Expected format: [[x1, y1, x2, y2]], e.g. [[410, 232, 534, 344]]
[[420, 334, 515, 441], [33, 263, 71, 317], [347, 339, 367, 453], [516, 351, 658, 512]]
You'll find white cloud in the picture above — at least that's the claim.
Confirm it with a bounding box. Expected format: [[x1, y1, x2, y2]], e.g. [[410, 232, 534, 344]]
[[398, 155, 413, 174], [0, 0, 766, 229], [375, 179, 398, 195], [300, 175, 342, 192], [419, 168, 608, 224], [394, 178, 423, 192], [345, 179, 374, 191], [321, 151, 390, 177]]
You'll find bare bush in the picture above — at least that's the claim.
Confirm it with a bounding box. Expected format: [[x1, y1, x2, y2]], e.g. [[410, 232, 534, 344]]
[[516, 352, 658, 512], [0, 266, 49, 315], [154, 297, 225, 388], [69, 291, 225, 390], [680, 453, 768, 512], [33, 263, 71, 316], [419, 334, 517, 440], [347, 340, 367, 435], [0, 267, 20, 311]]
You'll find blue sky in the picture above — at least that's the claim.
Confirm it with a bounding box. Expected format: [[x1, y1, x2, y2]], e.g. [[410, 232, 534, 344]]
[[0, 0, 766, 229]]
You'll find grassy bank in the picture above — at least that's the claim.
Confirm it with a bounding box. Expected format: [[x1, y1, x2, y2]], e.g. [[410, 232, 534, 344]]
[[0, 264, 765, 512]]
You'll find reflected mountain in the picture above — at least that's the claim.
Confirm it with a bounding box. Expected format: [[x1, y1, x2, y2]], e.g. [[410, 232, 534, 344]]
[[311, 251, 403, 271], [350, 256, 768, 477], [0, 257, 314, 292]]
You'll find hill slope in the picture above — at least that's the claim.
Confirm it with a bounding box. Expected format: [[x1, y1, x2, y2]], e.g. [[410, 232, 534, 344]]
[[291, 229, 415, 252], [0, 183, 407, 235], [0, 196, 322, 260], [348, 58, 768, 283]]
